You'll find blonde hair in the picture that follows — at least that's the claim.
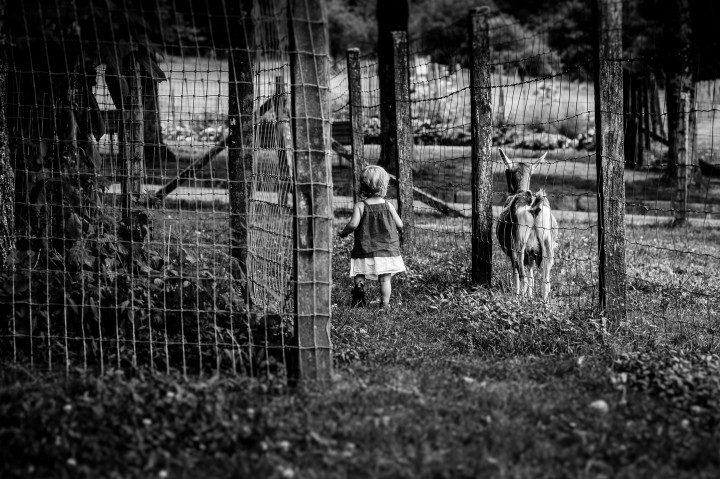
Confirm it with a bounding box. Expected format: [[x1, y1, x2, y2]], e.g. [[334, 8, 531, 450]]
[[359, 165, 389, 198]]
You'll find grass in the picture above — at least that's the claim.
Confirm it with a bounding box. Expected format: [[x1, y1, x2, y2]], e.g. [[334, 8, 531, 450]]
[[2, 210, 720, 477], [6, 57, 720, 477]]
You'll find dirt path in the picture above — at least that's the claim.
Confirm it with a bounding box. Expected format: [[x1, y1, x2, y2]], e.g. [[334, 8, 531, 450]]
[[104, 184, 720, 228]]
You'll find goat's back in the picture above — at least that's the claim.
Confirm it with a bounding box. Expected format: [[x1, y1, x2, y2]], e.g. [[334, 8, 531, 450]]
[[530, 190, 557, 251]]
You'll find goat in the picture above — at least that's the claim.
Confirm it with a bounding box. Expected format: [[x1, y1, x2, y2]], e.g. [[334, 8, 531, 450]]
[[496, 148, 558, 300]]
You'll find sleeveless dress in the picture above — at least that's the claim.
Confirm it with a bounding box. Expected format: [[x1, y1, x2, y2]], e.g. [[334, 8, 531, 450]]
[[350, 199, 406, 280]]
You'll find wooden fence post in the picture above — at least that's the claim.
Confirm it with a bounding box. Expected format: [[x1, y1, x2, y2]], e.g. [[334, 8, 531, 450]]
[[120, 62, 144, 215], [228, 0, 254, 289], [289, 0, 333, 382], [673, 92, 690, 227], [0, 0, 14, 266], [593, 0, 627, 322], [392, 31, 414, 253], [347, 48, 365, 203], [469, 7, 493, 287]]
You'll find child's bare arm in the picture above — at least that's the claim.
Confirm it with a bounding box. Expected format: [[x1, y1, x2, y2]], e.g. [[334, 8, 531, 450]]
[[339, 202, 364, 238], [387, 202, 403, 230]]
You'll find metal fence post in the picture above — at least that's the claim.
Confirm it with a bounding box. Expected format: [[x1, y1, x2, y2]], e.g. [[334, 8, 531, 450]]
[[469, 7, 493, 287], [391, 31, 414, 253], [289, 0, 333, 382], [347, 48, 365, 203], [593, 0, 627, 322]]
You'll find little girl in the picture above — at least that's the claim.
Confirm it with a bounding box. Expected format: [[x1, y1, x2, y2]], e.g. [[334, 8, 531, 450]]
[[338, 165, 406, 309]]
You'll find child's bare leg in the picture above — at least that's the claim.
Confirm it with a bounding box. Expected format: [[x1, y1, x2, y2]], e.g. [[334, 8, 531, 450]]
[[379, 274, 392, 307]]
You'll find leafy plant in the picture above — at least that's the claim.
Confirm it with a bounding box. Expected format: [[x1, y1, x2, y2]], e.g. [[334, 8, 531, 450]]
[[612, 349, 720, 418]]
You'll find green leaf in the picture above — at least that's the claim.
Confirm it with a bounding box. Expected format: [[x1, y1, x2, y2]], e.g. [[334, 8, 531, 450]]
[[11, 274, 30, 294]]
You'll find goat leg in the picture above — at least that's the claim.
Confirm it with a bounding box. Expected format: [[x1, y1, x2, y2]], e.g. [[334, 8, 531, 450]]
[[527, 264, 535, 298], [511, 250, 524, 296], [541, 247, 554, 302]]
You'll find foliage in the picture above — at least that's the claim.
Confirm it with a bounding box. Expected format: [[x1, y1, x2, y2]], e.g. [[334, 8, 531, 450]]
[[0, 205, 288, 376], [6, 0, 168, 266], [613, 349, 720, 417], [2, 213, 720, 477], [0, 369, 289, 478], [4, 0, 173, 365], [327, 0, 377, 58]]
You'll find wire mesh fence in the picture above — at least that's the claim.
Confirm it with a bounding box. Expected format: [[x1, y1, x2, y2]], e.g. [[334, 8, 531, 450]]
[[607, 0, 720, 348], [329, 2, 720, 349], [3, 0, 720, 377], [486, 14, 599, 309], [0, 0, 329, 376]]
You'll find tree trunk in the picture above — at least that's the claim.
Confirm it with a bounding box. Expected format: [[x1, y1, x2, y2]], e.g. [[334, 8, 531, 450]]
[[664, 0, 695, 181], [0, 4, 14, 266], [376, 0, 408, 175]]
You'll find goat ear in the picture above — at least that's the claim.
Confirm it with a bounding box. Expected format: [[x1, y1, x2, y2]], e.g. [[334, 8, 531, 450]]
[[499, 148, 513, 168], [531, 152, 548, 172]]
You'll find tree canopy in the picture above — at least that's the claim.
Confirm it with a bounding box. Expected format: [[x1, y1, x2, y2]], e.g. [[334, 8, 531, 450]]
[[326, 0, 720, 81]]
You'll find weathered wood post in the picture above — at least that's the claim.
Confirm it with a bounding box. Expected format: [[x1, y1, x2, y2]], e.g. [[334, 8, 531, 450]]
[[469, 7, 493, 287], [0, 0, 13, 266], [392, 31, 414, 253], [347, 48, 365, 203], [120, 61, 144, 215], [228, 0, 254, 286], [593, 0, 627, 322], [673, 92, 690, 227], [289, 0, 333, 382]]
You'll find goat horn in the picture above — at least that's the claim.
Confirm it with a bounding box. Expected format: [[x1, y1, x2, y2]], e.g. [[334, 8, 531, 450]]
[[531, 152, 548, 173], [498, 148, 513, 168]]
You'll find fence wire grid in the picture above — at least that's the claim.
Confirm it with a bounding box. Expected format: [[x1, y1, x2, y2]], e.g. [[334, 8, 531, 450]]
[[329, 3, 720, 349], [3, 0, 720, 377], [0, 0, 327, 376]]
